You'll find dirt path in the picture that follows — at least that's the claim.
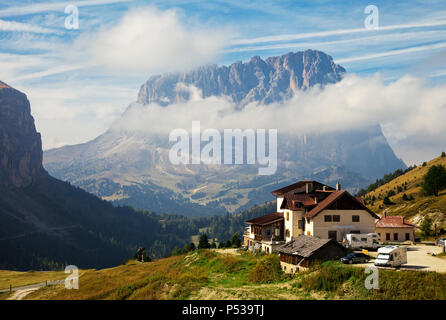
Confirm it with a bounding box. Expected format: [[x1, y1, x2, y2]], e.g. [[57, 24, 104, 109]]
[[7, 287, 40, 300]]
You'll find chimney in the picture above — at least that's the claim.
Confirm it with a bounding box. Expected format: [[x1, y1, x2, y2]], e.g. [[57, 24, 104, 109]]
[[336, 182, 341, 191], [314, 197, 318, 204], [306, 183, 310, 194], [323, 186, 327, 191]]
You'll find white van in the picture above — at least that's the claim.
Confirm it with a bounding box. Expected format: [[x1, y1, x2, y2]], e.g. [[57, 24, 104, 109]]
[[374, 246, 407, 267], [343, 233, 381, 250]]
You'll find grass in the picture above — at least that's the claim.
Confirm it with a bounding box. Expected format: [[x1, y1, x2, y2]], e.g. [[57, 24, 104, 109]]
[[0, 270, 68, 290], [364, 155, 446, 231], [4, 250, 446, 300], [296, 261, 446, 300]]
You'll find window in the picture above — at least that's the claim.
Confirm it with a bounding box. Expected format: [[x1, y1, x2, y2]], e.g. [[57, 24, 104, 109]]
[[324, 215, 332, 222], [394, 233, 398, 241], [351, 230, 360, 234], [352, 215, 360, 222], [286, 229, 290, 238], [328, 231, 337, 241], [333, 215, 340, 222], [266, 229, 271, 236], [405, 233, 410, 241], [386, 233, 390, 241], [286, 212, 289, 221]]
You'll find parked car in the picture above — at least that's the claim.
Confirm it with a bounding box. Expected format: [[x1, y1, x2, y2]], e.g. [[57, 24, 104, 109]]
[[340, 252, 371, 264], [438, 238, 446, 246]]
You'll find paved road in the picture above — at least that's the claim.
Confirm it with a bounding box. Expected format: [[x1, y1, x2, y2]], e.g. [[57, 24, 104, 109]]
[[1, 280, 64, 300], [356, 244, 446, 272]]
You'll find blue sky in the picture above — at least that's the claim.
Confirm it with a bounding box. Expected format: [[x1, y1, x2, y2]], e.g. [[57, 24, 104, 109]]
[[0, 0, 446, 163]]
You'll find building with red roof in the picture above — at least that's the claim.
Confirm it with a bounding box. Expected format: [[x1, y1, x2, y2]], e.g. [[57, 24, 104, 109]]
[[375, 215, 417, 242], [244, 180, 379, 253]]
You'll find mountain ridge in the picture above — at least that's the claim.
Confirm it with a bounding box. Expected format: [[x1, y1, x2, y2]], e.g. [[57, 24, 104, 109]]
[[43, 50, 406, 216]]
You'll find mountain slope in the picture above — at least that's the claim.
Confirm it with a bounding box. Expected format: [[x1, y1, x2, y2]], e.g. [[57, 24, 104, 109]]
[[18, 250, 446, 300], [363, 154, 446, 229], [44, 50, 406, 216], [0, 82, 203, 270]]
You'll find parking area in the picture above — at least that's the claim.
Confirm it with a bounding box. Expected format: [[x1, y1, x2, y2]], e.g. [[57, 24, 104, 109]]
[[355, 244, 446, 273]]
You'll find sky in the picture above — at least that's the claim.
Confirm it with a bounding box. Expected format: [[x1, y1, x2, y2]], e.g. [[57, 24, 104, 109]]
[[0, 0, 446, 165]]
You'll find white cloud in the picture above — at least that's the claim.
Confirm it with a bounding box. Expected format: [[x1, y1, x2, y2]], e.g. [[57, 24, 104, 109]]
[[0, 0, 132, 17], [231, 19, 446, 46], [0, 18, 57, 33], [72, 7, 230, 74], [112, 75, 446, 164]]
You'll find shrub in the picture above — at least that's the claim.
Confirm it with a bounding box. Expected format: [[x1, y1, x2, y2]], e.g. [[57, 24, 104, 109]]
[[247, 255, 283, 284], [300, 262, 365, 293], [383, 196, 393, 205]]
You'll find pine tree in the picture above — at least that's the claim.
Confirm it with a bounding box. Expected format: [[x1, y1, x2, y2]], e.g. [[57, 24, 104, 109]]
[[198, 234, 211, 249], [422, 165, 446, 196], [420, 216, 433, 238], [231, 232, 242, 247]]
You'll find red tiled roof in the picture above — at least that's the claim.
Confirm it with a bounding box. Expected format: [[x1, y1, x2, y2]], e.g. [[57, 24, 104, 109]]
[[246, 212, 284, 225], [376, 216, 417, 229], [283, 193, 318, 209], [0, 81, 11, 89], [305, 190, 379, 219]]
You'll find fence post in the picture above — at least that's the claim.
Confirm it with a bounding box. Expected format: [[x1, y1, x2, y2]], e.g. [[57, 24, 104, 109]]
[[46, 280, 48, 287]]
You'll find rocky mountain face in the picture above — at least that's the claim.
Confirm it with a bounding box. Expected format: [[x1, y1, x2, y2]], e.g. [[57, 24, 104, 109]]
[[44, 50, 406, 216], [137, 50, 346, 106], [0, 83, 202, 270], [0, 82, 47, 188]]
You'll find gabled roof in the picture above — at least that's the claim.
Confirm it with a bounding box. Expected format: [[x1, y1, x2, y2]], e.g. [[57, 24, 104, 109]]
[[282, 193, 318, 209], [0, 81, 11, 89], [376, 216, 418, 229], [305, 190, 379, 219], [246, 212, 284, 225], [277, 235, 342, 257], [271, 180, 334, 195]]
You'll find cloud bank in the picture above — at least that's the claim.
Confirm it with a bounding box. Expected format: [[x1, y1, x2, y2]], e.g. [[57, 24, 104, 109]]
[[73, 7, 229, 74], [112, 74, 446, 164]]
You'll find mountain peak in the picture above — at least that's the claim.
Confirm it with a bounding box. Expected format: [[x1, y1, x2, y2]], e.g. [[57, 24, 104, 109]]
[[137, 50, 346, 106]]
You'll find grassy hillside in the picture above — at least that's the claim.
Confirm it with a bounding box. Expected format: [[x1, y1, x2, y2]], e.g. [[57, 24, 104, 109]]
[[363, 154, 446, 229], [4, 250, 445, 300]]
